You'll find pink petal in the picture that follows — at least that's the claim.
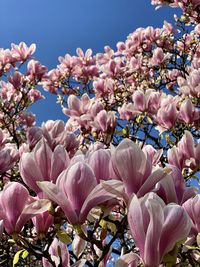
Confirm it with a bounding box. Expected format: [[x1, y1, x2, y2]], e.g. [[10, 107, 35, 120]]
[[16, 199, 51, 233], [144, 199, 163, 267], [112, 139, 152, 196], [37, 181, 78, 224], [20, 153, 44, 193], [128, 194, 146, 259], [62, 162, 97, 215], [1, 182, 29, 233], [88, 149, 111, 182], [34, 139, 52, 180], [79, 183, 117, 223], [159, 204, 191, 259], [137, 168, 169, 197]]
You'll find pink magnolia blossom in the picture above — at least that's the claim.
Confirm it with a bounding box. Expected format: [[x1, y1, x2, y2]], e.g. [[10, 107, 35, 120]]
[[179, 98, 200, 124], [63, 94, 91, 117], [142, 145, 163, 166], [168, 131, 197, 170], [18, 111, 36, 127], [156, 102, 178, 131], [0, 48, 13, 73], [27, 60, 47, 81], [93, 110, 116, 133], [0, 182, 51, 234], [20, 139, 70, 193], [151, 47, 165, 65], [0, 146, 18, 174], [156, 165, 197, 204], [38, 162, 116, 224], [128, 193, 191, 267], [11, 42, 36, 61], [87, 149, 111, 182], [8, 71, 24, 89], [110, 139, 168, 198], [41, 120, 79, 153], [32, 209, 53, 235], [26, 127, 43, 149], [42, 238, 86, 267], [38, 162, 97, 224], [183, 195, 200, 240]]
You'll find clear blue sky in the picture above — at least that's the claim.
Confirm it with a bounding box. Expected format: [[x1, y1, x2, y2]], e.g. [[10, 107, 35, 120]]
[[0, 0, 179, 125]]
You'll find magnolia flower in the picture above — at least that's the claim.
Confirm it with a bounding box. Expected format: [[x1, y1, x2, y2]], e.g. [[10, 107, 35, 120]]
[[109, 139, 168, 198], [20, 139, 70, 193], [168, 131, 197, 170], [183, 195, 200, 239], [0, 182, 51, 234], [87, 149, 111, 182], [156, 165, 197, 204], [11, 42, 36, 61], [38, 162, 115, 224], [128, 193, 191, 267], [42, 238, 86, 267]]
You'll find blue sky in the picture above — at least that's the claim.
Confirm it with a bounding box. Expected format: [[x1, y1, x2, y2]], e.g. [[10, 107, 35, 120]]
[[0, 0, 179, 125]]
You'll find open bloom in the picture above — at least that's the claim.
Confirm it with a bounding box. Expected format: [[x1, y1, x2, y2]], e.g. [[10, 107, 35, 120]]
[[128, 193, 191, 267], [109, 139, 168, 198], [156, 165, 197, 205], [38, 162, 115, 224], [168, 130, 197, 170]]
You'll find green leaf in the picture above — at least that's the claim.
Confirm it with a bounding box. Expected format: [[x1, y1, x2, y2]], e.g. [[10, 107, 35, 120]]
[[13, 250, 24, 267], [57, 230, 72, 244], [99, 219, 107, 229], [107, 221, 117, 234], [21, 250, 29, 260]]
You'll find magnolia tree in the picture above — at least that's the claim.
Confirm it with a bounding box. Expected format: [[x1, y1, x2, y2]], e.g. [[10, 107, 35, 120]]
[[0, 1, 200, 266]]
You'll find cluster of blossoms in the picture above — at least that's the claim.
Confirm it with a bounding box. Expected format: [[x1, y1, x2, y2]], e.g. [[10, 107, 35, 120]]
[[0, 1, 200, 266]]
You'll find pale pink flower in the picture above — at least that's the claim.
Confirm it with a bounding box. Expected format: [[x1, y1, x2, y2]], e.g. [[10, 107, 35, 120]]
[[109, 139, 169, 198], [128, 193, 191, 267], [183, 195, 200, 240], [11, 42, 36, 61], [20, 139, 70, 193], [0, 182, 51, 234]]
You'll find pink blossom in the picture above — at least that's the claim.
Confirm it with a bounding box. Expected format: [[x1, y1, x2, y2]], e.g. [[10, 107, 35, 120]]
[[27, 60, 47, 81], [156, 165, 197, 204], [11, 42, 36, 61], [183, 195, 200, 239], [87, 149, 111, 182], [38, 162, 116, 224], [0, 182, 51, 234], [20, 139, 70, 193], [156, 102, 178, 131], [128, 193, 191, 267], [110, 139, 168, 198], [151, 47, 165, 65], [43, 238, 86, 267]]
